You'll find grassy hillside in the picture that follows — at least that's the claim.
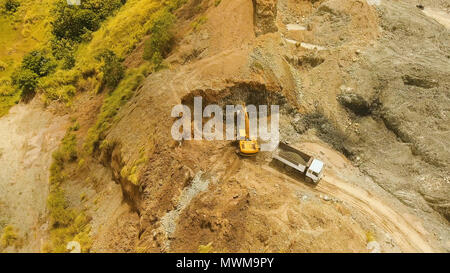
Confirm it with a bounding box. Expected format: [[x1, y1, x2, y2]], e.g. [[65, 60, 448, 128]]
[[0, 0, 54, 116], [0, 0, 184, 253], [0, 0, 181, 117], [0, 0, 184, 252]]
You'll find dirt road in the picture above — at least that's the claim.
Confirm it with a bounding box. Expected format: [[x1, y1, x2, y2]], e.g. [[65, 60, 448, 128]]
[[318, 175, 434, 252], [260, 142, 438, 252], [302, 143, 436, 252]]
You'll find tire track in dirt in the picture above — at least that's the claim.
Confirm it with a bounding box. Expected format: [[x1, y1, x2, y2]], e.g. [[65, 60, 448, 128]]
[[317, 177, 434, 252], [304, 142, 437, 252], [261, 142, 437, 252]]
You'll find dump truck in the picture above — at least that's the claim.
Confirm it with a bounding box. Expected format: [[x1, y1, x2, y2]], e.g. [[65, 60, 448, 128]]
[[272, 142, 324, 183]]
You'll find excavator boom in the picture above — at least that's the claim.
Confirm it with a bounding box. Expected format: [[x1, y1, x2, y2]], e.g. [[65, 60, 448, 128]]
[[239, 104, 259, 156]]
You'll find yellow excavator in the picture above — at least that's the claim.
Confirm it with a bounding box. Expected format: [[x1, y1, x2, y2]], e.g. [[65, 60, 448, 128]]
[[238, 104, 260, 156]]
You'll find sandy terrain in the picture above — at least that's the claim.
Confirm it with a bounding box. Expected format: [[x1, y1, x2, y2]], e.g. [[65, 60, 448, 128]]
[[0, 100, 68, 252]]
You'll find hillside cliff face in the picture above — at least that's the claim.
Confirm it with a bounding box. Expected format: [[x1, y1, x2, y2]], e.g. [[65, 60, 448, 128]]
[[0, 0, 448, 252]]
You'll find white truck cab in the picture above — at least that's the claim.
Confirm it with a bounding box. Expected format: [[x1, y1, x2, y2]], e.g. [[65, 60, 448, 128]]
[[305, 158, 324, 184]]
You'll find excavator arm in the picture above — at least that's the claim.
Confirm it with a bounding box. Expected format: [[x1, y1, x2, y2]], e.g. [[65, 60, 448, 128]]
[[239, 104, 260, 156]]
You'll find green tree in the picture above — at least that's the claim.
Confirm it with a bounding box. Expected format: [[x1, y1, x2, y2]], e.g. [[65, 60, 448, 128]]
[[51, 2, 99, 42], [51, 0, 123, 42], [4, 0, 20, 12], [96, 49, 124, 90], [21, 50, 56, 77], [51, 38, 76, 69], [82, 0, 122, 21], [11, 69, 39, 98], [11, 50, 56, 99], [143, 9, 175, 66]]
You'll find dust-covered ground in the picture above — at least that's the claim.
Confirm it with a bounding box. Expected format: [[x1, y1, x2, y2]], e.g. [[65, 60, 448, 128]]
[[0, 100, 68, 252], [336, 0, 450, 241]]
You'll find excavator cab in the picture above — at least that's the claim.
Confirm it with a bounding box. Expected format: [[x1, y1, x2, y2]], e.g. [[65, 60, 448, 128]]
[[238, 104, 260, 156]]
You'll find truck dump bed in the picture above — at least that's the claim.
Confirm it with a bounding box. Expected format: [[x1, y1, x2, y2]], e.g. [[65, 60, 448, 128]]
[[273, 142, 313, 173]]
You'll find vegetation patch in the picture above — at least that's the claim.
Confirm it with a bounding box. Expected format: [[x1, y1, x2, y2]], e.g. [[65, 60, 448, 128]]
[[0, 225, 21, 250], [198, 242, 213, 253], [45, 125, 92, 253], [85, 64, 149, 154], [0, 0, 186, 115], [3, 0, 20, 13], [0, 92, 20, 117], [191, 15, 207, 31], [143, 8, 176, 68], [96, 49, 125, 90], [51, 0, 123, 42], [119, 146, 150, 185], [38, 69, 80, 104], [0, 0, 54, 115], [10, 50, 57, 100]]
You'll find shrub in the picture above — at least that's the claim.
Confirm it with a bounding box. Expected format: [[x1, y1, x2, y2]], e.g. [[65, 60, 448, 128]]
[[166, 0, 187, 11], [150, 51, 163, 70], [51, 3, 98, 42], [51, 38, 76, 70], [38, 69, 80, 103], [62, 54, 76, 70], [4, 0, 20, 12], [44, 211, 91, 253], [143, 9, 175, 65], [61, 132, 78, 162], [198, 242, 213, 253], [366, 231, 376, 243], [85, 65, 148, 154], [11, 68, 39, 98], [0, 225, 19, 249], [21, 50, 57, 77], [191, 16, 207, 31], [51, 131, 77, 166], [47, 188, 75, 226], [10, 50, 57, 99], [96, 49, 124, 90], [82, 0, 122, 21], [51, 0, 123, 42]]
